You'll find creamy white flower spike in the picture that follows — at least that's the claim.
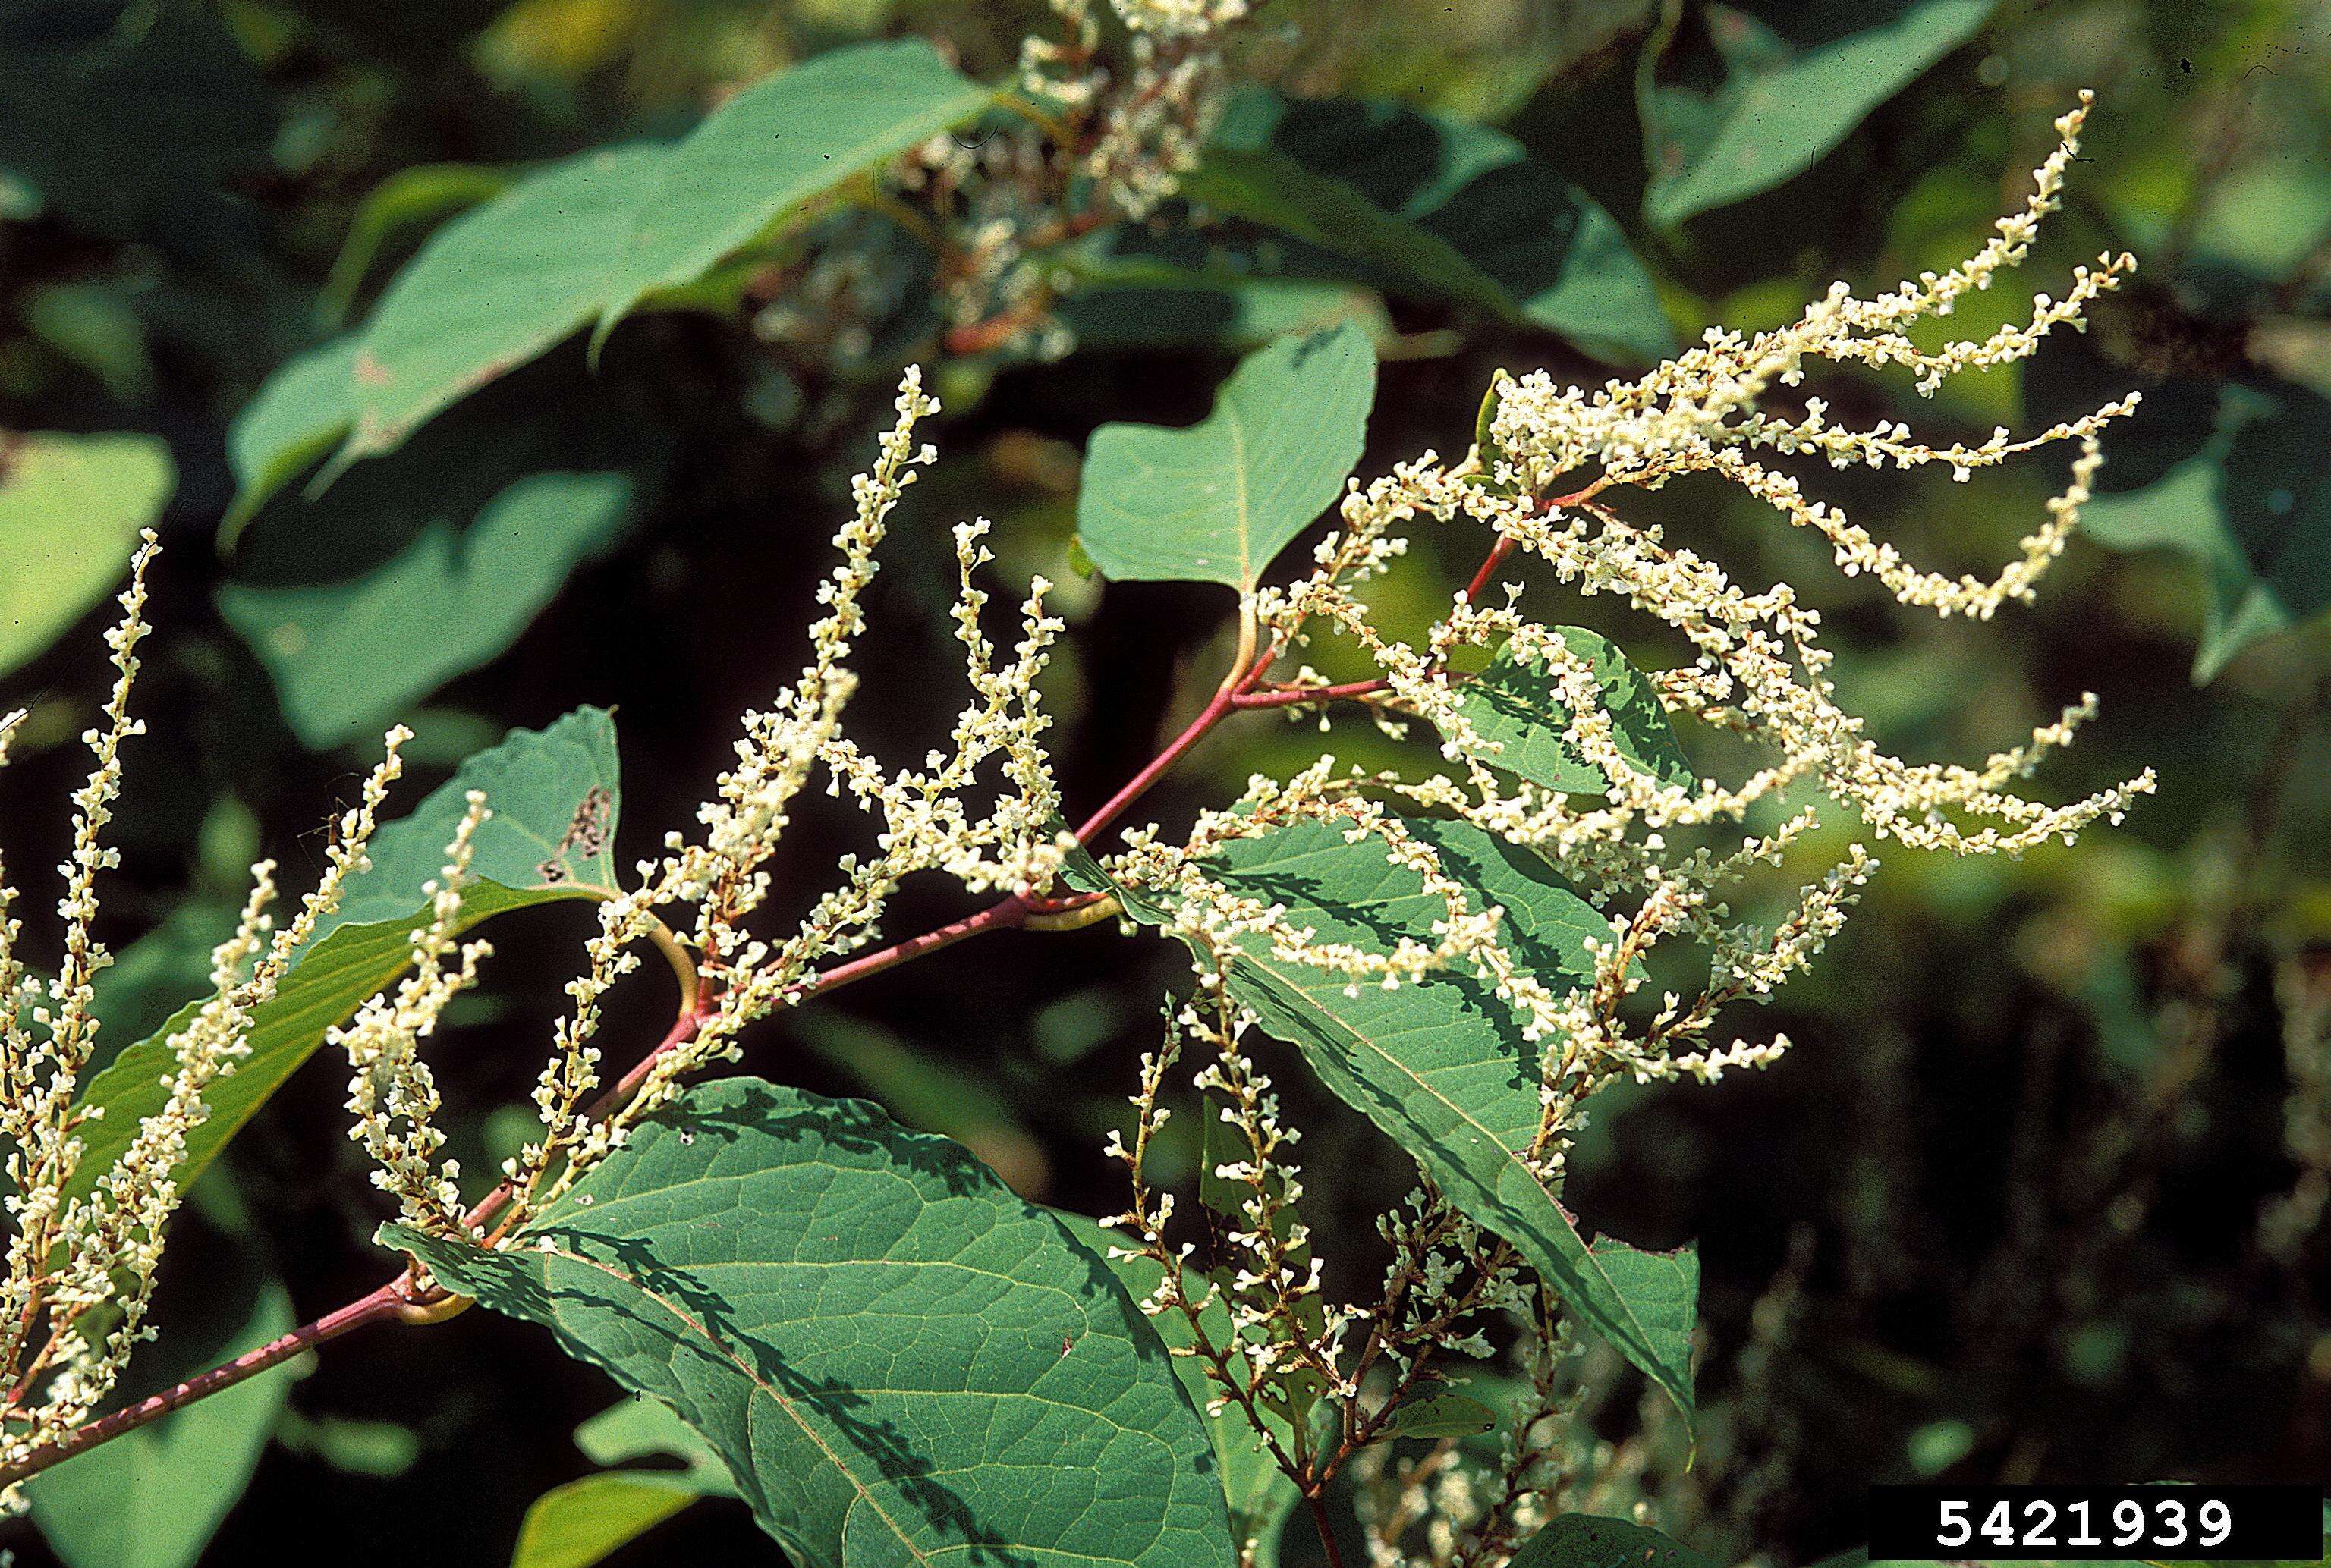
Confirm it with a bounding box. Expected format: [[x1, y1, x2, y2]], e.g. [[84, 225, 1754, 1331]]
[[0, 533, 413, 1492], [1098, 98, 2155, 1519]]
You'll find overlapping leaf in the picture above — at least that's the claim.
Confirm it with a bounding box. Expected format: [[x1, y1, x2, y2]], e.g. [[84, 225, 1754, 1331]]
[[1190, 91, 1672, 363], [391, 1079, 1236, 1568], [1077, 322, 1376, 589], [226, 39, 988, 501], [1638, 0, 1996, 225], [1167, 815, 1699, 1427], [1449, 629, 1695, 794], [69, 709, 622, 1205], [593, 39, 992, 338], [0, 432, 174, 678]]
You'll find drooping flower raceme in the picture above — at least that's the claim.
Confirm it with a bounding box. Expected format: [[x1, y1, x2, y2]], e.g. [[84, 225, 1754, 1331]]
[[1095, 96, 2155, 1557]]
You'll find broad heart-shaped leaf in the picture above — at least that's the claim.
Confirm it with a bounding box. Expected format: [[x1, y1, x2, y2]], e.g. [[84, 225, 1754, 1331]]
[[1638, 0, 1996, 226], [1507, 1515, 1713, 1568], [1449, 629, 1696, 795], [30, 1279, 295, 1568], [388, 1078, 1238, 1568], [510, 1397, 737, 1568], [2077, 377, 2331, 683], [67, 709, 622, 1207], [1062, 1215, 1307, 1568], [593, 38, 990, 339], [1193, 93, 1672, 364], [1077, 322, 1376, 590], [1163, 815, 1698, 1429], [218, 467, 637, 747], [0, 431, 174, 678]]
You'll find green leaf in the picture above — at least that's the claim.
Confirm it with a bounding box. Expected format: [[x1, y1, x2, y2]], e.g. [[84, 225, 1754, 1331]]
[[1508, 1514, 1713, 1568], [593, 38, 990, 341], [258, 40, 986, 479], [1375, 1390, 1500, 1441], [1167, 814, 1699, 1429], [68, 709, 622, 1208], [1449, 629, 1695, 794], [574, 1395, 732, 1488], [2079, 378, 2331, 683], [508, 1397, 737, 1568], [1078, 322, 1376, 590], [1639, 1, 1996, 226], [338, 144, 670, 467], [1062, 1216, 1306, 1568], [218, 467, 637, 746], [0, 431, 175, 678], [511, 1474, 709, 1568], [388, 1078, 1238, 1568], [323, 163, 514, 327], [1195, 93, 1673, 363], [29, 1280, 297, 1568], [221, 335, 360, 536]]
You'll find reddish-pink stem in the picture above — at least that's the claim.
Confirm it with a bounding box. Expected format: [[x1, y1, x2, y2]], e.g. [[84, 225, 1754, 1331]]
[[2, 1283, 411, 1481]]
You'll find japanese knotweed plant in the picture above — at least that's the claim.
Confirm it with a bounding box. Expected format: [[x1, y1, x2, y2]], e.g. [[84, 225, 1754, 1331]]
[[0, 97, 2149, 1568]]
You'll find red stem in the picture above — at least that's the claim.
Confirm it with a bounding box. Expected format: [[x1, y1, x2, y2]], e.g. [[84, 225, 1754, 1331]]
[[2, 1283, 410, 1478]]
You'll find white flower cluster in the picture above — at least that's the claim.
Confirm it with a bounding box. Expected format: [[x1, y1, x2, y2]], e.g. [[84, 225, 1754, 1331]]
[[1099, 99, 2156, 1554], [332, 791, 493, 1237], [0, 535, 409, 1500], [498, 368, 1071, 1223]]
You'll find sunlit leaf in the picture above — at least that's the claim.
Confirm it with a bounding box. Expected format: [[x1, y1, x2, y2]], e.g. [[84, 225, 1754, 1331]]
[[222, 335, 360, 536], [1077, 322, 1376, 589], [248, 41, 986, 480], [0, 431, 174, 679], [508, 1397, 736, 1568], [1065, 1215, 1307, 1568], [338, 144, 669, 467], [593, 38, 989, 339], [323, 163, 514, 326], [390, 1078, 1238, 1568]]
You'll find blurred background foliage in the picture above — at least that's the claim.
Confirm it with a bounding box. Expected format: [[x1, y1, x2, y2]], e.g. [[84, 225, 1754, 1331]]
[[0, 0, 2326, 1564]]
